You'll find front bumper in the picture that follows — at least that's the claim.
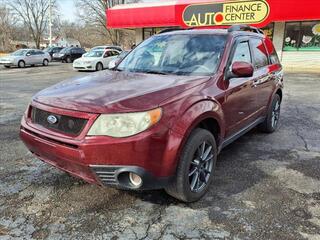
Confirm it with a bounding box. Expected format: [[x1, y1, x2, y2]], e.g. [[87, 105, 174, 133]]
[[73, 64, 93, 71], [0, 61, 14, 66], [20, 104, 179, 190]]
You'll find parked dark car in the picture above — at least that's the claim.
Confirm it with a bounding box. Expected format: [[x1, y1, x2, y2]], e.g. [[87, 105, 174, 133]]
[[52, 47, 86, 63], [44, 46, 64, 59], [20, 25, 283, 202]]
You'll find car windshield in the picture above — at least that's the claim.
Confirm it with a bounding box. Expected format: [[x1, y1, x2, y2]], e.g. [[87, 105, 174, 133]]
[[118, 51, 129, 59], [117, 34, 227, 76], [92, 47, 104, 50], [11, 49, 29, 56], [85, 50, 104, 57], [43, 47, 52, 52]]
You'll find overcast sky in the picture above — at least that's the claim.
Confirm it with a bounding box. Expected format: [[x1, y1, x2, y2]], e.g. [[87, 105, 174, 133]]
[[57, 0, 76, 21], [57, 0, 163, 22]]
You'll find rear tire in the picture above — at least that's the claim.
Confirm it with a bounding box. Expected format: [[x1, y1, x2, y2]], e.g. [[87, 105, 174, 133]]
[[165, 128, 217, 202], [96, 62, 103, 71], [259, 94, 281, 133], [66, 56, 72, 63], [43, 59, 49, 66], [18, 60, 25, 68]]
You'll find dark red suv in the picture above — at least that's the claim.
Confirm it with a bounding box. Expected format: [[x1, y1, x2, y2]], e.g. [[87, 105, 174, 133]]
[[20, 25, 283, 202]]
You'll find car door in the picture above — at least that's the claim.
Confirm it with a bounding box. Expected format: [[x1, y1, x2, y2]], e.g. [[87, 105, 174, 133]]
[[223, 38, 260, 136], [25, 50, 37, 65], [249, 37, 277, 114], [76, 48, 84, 60], [69, 48, 76, 60], [35, 51, 44, 64], [102, 50, 118, 66]]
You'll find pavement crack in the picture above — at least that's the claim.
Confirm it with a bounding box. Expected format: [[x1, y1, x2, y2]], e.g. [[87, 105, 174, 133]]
[[294, 106, 310, 152], [140, 205, 166, 240]]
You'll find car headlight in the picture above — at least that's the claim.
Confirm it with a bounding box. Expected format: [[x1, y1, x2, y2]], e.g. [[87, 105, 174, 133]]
[[87, 108, 162, 137]]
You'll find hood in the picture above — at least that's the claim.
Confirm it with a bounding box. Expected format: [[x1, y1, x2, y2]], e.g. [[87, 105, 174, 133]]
[[33, 70, 210, 113], [75, 57, 100, 62], [1, 55, 15, 61]]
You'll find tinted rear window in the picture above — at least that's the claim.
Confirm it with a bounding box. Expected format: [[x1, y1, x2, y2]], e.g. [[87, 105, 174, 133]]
[[251, 38, 269, 68]]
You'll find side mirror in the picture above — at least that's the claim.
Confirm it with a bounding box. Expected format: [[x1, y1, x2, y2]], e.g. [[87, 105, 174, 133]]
[[227, 61, 254, 79], [232, 61, 254, 77], [26, 53, 31, 56]]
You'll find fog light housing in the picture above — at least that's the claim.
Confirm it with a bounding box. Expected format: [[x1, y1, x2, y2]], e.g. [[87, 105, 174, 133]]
[[129, 172, 142, 187]]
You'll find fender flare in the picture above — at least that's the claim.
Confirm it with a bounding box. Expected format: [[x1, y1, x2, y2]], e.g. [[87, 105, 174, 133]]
[[161, 100, 225, 176]]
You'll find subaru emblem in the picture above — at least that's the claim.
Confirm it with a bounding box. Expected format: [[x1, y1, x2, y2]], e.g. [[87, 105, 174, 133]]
[[47, 115, 58, 124]]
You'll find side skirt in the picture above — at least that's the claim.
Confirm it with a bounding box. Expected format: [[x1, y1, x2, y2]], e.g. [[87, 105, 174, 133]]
[[220, 117, 265, 151]]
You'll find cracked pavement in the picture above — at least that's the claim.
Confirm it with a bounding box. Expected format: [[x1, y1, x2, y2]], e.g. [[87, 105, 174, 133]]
[[0, 63, 319, 239]]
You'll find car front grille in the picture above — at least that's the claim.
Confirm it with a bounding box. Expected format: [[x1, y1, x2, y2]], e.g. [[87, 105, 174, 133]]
[[31, 107, 88, 136], [90, 166, 118, 185]]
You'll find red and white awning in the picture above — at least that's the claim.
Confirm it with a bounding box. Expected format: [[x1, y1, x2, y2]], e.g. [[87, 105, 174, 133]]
[[106, 0, 320, 29]]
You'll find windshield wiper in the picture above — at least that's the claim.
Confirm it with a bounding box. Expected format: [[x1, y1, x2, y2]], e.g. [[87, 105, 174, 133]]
[[141, 70, 169, 75]]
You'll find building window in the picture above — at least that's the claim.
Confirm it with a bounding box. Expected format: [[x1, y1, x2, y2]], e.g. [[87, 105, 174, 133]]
[[143, 28, 166, 40], [261, 23, 274, 40], [284, 21, 320, 51]]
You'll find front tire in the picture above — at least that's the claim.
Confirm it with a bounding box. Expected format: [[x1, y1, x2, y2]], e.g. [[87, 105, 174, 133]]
[[259, 94, 281, 133], [18, 60, 25, 68], [66, 56, 72, 63], [96, 62, 103, 71], [165, 128, 217, 202], [43, 59, 49, 66]]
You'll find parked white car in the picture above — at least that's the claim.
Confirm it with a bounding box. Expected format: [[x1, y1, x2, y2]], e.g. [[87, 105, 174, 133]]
[[91, 45, 123, 52], [0, 49, 51, 68], [73, 48, 121, 71]]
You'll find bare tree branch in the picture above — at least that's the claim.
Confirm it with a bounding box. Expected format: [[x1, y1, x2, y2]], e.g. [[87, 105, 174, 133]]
[[6, 0, 56, 48], [76, 0, 137, 45]]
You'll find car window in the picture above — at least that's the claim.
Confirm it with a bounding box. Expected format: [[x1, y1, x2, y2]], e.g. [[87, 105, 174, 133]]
[[269, 50, 280, 64], [104, 51, 113, 57], [251, 38, 269, 68], [28, 50, 36, 55], [112, 51, 119, 56], [36, 51, 44, 55], [232, 41, 251, 64], [117, 34, 227, 76]]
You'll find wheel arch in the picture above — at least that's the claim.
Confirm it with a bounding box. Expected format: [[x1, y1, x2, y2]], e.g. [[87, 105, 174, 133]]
[[275, 88, 283, 103], [163, 100, 225, 176]]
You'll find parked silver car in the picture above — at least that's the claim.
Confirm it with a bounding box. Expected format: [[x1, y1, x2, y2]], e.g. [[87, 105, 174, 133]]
[[0, 49, 51, 68]]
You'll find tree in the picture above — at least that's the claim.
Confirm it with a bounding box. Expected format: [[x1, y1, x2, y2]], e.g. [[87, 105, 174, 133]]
[[0, 5, 17, 51], [6, 0, 56, 49], [76, 0, 136, 45]]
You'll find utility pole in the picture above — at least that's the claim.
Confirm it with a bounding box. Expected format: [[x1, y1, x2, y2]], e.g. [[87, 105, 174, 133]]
[[49, 0, 52, 46]]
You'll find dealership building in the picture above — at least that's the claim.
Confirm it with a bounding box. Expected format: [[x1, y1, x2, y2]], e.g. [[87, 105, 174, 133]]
[[107, 0, 320, 69]]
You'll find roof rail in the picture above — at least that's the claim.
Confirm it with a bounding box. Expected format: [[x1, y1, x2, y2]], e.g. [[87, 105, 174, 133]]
[[228, 24, 264, 35], [158, 28, 184, 34]]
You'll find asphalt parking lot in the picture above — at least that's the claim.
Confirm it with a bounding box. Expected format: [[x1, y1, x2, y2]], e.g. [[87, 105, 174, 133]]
[[0, 63, 319, 240]]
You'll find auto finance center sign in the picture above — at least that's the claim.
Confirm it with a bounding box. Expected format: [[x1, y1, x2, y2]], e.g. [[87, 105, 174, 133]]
[[182, 0, 270, 27]]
